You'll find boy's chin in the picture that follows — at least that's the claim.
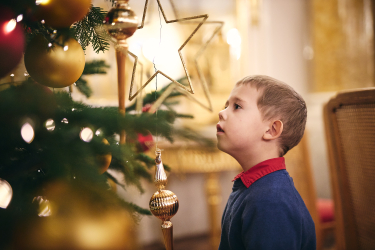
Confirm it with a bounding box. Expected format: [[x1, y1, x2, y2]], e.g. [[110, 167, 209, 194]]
[[217, 141, 229, 154]]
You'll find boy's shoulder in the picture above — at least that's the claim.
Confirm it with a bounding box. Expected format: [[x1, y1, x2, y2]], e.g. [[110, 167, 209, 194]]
[[241, 169, 302, 210]]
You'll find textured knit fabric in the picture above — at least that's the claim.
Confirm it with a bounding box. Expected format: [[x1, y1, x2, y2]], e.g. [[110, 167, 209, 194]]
[[219, 158, 316, 250]]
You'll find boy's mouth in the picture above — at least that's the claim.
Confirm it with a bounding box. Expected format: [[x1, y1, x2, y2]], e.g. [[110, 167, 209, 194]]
[[216, 124, 224, 133]]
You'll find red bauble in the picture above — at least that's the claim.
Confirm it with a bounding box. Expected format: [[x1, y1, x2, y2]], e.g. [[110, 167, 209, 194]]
[[0, 7, 25, 78], [137, 133, 154, 152]]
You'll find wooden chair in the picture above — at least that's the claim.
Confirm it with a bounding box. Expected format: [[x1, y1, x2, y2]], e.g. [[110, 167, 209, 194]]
[[285, 135, 335, 250], [324, 88, 375, 250]]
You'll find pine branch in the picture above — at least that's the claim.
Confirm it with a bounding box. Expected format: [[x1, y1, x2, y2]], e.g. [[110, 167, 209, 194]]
[[72, 6, 110, 53]]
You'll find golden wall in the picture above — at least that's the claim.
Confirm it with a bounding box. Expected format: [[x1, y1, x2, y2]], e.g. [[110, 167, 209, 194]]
[[312, 0, 374, 92]]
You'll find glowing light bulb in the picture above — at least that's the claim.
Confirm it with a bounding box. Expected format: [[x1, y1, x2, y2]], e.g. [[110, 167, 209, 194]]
[[48, 43, 52, 47], [21, 122, 35, 143], [61, 118, 69, 124], [4, 19, 16, 34], [80, 127, 93, 142], [0, 179, 12, 209], [64, 45, 68, 51], [41, 20, 45, 24]]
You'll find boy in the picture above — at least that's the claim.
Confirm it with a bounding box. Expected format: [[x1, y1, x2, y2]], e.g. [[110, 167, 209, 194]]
[[217, 75, 316, 250]]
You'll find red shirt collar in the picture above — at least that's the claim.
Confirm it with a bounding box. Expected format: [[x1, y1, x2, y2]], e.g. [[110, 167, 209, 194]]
[[233, 157, 286, 188]]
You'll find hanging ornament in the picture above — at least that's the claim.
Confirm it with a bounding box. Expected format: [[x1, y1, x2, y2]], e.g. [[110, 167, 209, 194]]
[[149, 150, 179, 250], [97, 138, 112, 174], [34, 0, 92, 28], [24, 35, 85, 88], [126, 0, 209, 106], [103, 0, 138, 43], [0, 7, 25, 78]]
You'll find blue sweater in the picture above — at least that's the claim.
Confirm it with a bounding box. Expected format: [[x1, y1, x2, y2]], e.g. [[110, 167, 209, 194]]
[[219, 169, 316, 250]]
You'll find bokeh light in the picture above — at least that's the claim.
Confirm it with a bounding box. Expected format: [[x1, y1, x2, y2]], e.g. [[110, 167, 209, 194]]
[[80, 127, 93, 142], [45, 119, 55, 131], [4, 19, 16, 34], [21, 122, 35, 143], [33, 196, 52, 217], [0, 179, 13, 209]]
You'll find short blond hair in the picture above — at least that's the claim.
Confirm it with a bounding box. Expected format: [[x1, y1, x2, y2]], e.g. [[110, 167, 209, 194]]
[[237, 75, 307, 156]]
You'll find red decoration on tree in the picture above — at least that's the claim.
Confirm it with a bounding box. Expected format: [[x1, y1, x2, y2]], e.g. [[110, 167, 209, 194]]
[[137, 133, 154, 152], [0, 7, 25, 78]]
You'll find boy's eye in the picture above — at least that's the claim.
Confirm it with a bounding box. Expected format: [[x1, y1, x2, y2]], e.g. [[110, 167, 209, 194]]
[[234, 104, 241, 109]]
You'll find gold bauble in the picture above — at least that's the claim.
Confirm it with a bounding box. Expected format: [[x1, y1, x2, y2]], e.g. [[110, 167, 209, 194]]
[[103, 1, 138, 41], [97, 138, 112, 174], [149, 190, 179, 221], [24, 35, 85, 88], [35, 0, 92, 28]]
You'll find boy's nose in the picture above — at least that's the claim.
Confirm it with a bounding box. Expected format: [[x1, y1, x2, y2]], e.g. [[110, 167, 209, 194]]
[[218, 109, 226, 120]]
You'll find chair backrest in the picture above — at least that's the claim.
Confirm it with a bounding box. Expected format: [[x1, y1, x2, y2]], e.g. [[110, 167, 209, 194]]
[[284, 135, 322, 248], [324, 88, 375, 250]]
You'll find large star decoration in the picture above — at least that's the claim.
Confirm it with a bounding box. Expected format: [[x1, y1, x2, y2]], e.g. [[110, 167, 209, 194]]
[[127, 0, 212, 111], [168, 0, 224, 111]]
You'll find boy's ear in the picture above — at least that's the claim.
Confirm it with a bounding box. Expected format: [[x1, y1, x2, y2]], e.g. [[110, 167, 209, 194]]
[[263, 120, 283, 140]]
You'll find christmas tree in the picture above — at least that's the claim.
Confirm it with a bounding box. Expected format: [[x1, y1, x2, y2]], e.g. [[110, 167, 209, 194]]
[[0, 0, 213, 248]]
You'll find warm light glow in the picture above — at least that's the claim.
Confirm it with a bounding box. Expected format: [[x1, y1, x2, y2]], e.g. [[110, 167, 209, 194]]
[[48, 43, 52, 47], [80, 127, 93, 142], [95, 129, 102, 136], [4, 19, 16, 34], [0, 179, 13, 209], [226, 28, 242, 60], [61, 118, 69, 124], [63, 45, 68, 51], [21, 123, 35, 143], [35, 0, 50, 5], [45, 119, 55, 131]]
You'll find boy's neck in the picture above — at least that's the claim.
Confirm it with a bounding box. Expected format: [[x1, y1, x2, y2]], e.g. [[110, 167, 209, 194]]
[[234, 150, 280, 172]]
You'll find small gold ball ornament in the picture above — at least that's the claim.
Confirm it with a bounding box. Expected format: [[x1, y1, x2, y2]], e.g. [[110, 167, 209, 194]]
[[97, 138, 112, 174], [150, 190, 179, 221], [149, 151, 179, 221], [103, 0, 138, 42], [35, 0, 92, 28], [24, 35, 85, 88]]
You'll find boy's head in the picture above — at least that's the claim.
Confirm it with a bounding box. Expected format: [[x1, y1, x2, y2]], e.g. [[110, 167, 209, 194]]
[[217, 75, 307, 159]]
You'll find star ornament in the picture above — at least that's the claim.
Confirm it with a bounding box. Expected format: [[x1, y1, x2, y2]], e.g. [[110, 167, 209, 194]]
[[127, 0, 212, 111]]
